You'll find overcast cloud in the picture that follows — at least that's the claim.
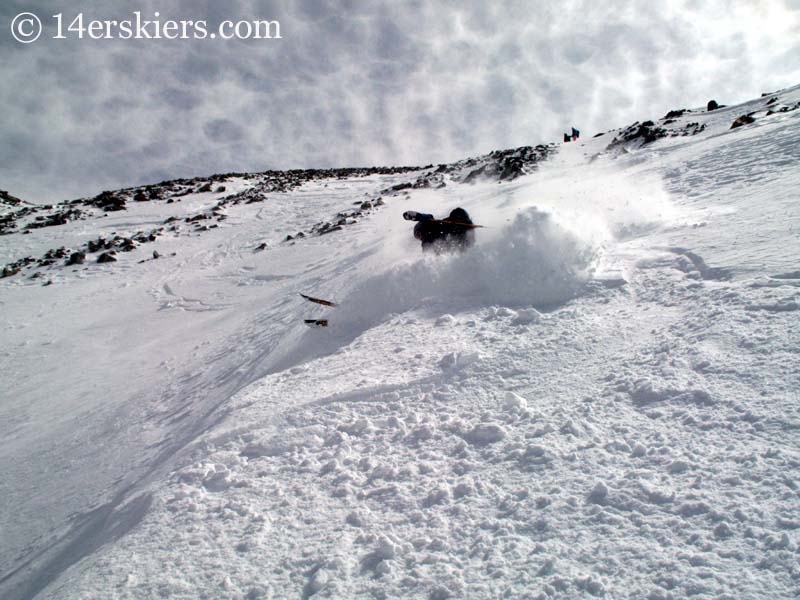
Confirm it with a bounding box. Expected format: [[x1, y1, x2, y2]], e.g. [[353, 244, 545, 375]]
[[1, 0, 798, 203]]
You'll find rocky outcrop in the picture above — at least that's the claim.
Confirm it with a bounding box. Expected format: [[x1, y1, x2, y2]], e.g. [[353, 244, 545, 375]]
[[66, 252, 85, 266], [607, 121, 668, 149], [91, 191, 126, 212], [0, 190, 25, 206], [730, 114, 756, 129], [97, 252, 117, 263]]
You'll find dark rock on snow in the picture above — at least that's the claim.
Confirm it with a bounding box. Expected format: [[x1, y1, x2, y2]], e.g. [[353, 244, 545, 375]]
[[731, 114, 756, 129], [97, 252, 117, 263], [66, 252, 85, 266]]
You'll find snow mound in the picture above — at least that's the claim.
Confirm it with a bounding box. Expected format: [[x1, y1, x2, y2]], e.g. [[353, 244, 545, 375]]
[[264, 206, 598, 372], [339, 207, 596, 323]]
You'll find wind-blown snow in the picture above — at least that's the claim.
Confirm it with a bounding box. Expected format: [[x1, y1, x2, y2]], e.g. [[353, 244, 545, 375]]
[[1, 85, 799, 599]]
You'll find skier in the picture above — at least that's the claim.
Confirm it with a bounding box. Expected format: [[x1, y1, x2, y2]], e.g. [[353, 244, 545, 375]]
[[405, 207, 476, 253]]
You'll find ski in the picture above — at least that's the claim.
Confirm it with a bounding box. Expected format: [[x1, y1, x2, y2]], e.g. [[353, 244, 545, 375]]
[[304, 319, 328, 327], [300, 293, 338, 307]]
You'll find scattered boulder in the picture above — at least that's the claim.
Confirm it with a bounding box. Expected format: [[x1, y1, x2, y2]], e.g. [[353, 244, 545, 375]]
[[97, 252, 117, 263], [24, 208, 83, 230], [133, 190, 149, 202], [91, 191, 126, 212], [87, 238, 107, 252], [731, 114, 756, 129], [196, 182, 213, 193], [120, 238, 137, 252], [0, 190, 24, 206], [39, 247, 69, 266], [608, 121, 668, 149], [707, 99, 719, 111], [663, 108, 687, 119], [2, 265, 20, 278], [66, 251, 85, 265], [317, 226, 342, 236]]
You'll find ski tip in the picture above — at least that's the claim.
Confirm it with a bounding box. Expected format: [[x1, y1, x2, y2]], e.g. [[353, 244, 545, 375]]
[[299, 293, 338, 307]]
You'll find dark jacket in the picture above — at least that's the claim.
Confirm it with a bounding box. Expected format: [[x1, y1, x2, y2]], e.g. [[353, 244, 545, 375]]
[[413, 208, 475, 252]]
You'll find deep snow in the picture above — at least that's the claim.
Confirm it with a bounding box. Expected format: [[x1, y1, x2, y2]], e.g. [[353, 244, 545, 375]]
[[1, 85, 799, 599]]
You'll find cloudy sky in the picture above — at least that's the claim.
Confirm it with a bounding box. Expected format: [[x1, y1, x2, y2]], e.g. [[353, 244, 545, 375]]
[[2, 0, 799, 203]]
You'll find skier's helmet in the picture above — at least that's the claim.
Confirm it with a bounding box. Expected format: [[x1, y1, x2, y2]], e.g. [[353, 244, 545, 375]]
[[448, 207, 472, 224]]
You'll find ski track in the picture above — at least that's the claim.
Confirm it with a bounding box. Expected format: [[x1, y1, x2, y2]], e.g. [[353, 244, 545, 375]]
[[1, 85, 799, 599]]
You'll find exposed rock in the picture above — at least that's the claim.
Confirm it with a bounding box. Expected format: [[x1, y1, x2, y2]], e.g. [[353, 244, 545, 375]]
[[87, 238, 107, 252], [663, 108, 688, 119], [97, 252, 117, 263], [731, 114, 756, 129], [0, 190, 24, 206], [25, 208, 83, 230], [317, 226, 342, 236], [454, 145, 552, 184], [388, 182, 413, 193], [608, 121, 668, 148], [91, 191, 126, 212], [66, 251, 85, 265], [707, 99, 719, 111], [2, 265, 20, 278], [120, 238, 137, 252], [38, 247, 70, 266]]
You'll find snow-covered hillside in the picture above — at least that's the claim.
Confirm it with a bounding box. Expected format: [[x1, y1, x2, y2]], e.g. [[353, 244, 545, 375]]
[[1, 86, 799, 599]]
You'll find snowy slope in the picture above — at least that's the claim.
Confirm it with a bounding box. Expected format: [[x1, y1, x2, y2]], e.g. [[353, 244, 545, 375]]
[[1, 86, 799, 599]]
